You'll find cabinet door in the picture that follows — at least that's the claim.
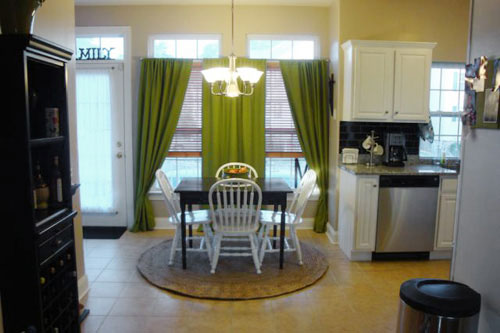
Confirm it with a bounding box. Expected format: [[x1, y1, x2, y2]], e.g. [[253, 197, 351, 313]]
[[435, 194, 457, 249], [355, 177, 379, 250], [393, 49, 432, 122], [353, 48, 394, 120]]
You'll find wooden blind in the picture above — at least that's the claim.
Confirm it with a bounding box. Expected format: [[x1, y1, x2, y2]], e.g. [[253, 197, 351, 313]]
[[169, 62, 202, 153], [265, 63, 302, 154], [169, 61, 302, 156]]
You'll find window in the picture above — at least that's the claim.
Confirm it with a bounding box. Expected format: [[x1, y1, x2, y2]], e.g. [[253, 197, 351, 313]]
[[149, 34, 221, 58], [419, 63, 465, 159], [76, 36, 124, 60], [152, 62, 203, 191], [247, 35, 319, 60]]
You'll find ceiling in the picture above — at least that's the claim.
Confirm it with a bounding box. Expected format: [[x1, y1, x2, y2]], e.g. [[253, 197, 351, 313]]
[[75, 0, 333, 7]]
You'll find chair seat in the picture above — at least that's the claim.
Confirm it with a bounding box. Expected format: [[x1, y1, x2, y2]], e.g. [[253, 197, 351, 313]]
[[259, 210, 302, 225], [168, 210, 212, 225]]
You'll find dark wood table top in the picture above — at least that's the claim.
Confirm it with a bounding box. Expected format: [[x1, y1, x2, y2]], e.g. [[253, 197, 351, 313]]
[[175, 177, 293, 194]]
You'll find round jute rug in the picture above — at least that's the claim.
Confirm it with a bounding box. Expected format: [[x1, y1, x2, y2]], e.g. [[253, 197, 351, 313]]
[[137, 239, 329, 300]]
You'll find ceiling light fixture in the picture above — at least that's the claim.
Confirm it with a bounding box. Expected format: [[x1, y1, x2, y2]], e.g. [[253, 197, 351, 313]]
[[201, 0, 263, 97]]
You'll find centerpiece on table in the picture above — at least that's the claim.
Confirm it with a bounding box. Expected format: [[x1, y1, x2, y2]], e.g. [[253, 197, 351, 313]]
[[222, 166, 251, 179]]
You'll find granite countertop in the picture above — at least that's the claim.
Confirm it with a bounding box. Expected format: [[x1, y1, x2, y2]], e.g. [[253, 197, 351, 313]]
[[339, 163, 458, 176]]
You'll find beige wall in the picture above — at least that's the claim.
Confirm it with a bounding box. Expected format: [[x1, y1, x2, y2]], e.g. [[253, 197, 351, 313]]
[[75, 4, 330, 222], [75, 5, 330, 59], [328, 0, 470, 231], [35, 0, 87, 292]]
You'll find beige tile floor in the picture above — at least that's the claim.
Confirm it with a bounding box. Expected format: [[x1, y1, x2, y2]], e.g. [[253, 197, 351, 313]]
[[80, 230, 450, 333]]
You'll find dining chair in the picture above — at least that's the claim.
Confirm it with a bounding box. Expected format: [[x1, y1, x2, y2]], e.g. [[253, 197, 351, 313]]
[[258, 169, 317, 265], [208, 178, 263, 274], [156, 169, 214, 266], [215, 162, 259, 179]]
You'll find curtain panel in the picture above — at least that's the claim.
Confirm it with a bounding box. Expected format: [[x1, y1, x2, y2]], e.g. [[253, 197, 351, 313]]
[[280, 60, 330, 233], [132, 58, 192, 232], [201, 58, 267, 178]]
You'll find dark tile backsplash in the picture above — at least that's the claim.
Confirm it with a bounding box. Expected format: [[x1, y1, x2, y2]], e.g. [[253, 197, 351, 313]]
[[339, 121, 420, 155]]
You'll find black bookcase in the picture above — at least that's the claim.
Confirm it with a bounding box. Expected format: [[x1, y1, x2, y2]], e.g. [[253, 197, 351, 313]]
[[0, 35, 80, 333]]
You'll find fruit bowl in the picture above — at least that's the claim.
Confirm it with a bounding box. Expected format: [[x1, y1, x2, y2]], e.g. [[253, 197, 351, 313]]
[[222, 166, 250, 179]]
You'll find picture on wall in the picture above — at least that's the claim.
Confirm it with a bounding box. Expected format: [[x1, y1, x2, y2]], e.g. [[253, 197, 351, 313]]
[[483, 89, 499, 123]]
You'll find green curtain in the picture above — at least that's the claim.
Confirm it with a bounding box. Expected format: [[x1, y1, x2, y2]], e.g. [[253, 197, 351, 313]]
[[280, 60, 330, 233], [202, 58, 267, 178], [132, 59, 192, 232]]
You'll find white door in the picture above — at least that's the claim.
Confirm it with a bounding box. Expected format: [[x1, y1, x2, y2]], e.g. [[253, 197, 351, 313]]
[[353, 47, 394, 120], [76, 64, 127, 227], [355, 176, 379, 251], [393, 49, 432, 122]]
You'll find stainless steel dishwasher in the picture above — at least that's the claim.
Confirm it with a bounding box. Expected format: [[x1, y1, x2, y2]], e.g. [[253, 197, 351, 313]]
[[375, 175, 439, 254]]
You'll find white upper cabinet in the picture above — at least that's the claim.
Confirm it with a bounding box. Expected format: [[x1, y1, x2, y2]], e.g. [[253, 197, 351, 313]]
[[342, 40, 436, 123]]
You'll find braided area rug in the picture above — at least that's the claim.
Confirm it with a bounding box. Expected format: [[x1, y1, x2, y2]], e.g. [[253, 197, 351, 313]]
[[137, 239, 328, 300]]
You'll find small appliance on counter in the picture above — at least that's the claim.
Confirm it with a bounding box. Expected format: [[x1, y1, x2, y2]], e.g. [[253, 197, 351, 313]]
[[383, 133, 408, 167], [342, 148, 359, 164]]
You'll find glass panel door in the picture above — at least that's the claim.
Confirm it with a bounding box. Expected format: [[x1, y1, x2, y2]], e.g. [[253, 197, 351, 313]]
[[76, 64, 127, 226]]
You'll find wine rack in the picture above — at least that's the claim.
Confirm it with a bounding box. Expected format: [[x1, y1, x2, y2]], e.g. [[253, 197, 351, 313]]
[[0, 35, 80, 333]]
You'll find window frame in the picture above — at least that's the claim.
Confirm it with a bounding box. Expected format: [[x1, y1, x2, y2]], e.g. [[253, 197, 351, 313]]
[[419, 62, 465, 160], [147, 34, 222, 59], [247, 34, 320, 60]]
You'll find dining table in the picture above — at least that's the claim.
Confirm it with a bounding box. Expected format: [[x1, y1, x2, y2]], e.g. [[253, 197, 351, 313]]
[[174, 177, 293, 269]]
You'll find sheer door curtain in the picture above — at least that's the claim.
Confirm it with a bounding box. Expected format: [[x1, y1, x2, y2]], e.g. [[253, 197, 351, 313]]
[[76, 68, 116, 214]]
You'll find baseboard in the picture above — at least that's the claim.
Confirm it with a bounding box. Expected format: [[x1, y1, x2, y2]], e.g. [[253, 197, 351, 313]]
[[83, 226, 127, 239], [154, 217, 175, 230], [326, 223, 338, 244], [154, 217, 316, 230], [429, 250, 452, 260], [78, 274, 89, 301]]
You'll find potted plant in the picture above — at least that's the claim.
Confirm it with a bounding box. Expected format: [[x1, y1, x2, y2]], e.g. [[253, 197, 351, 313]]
[[0, 0, 46, 34]]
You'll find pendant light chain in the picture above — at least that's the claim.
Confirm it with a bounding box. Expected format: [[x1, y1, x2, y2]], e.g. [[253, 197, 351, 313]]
[[231, 0, 235, 54]]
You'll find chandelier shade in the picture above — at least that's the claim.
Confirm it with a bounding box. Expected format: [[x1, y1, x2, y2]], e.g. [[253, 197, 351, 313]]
[[200, 0, 263, 97]]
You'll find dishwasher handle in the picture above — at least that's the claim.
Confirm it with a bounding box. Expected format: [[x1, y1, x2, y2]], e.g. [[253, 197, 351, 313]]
[[379, 176, 440, 188]]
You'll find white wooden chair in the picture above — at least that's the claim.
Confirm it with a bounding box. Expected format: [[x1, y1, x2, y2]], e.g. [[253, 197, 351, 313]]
[[258, 169, 317, 265], [215, 162, 259, 179], [208, 178, 262, 274], [156, 170, 214, 266]]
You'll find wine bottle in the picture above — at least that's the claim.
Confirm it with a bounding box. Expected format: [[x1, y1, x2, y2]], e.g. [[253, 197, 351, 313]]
[[49, 156, 63, 205], [34, 161, 49, 209]]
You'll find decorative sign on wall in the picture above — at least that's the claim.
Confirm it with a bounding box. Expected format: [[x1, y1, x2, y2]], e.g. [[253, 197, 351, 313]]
[[462, 56, 500, 129], [77, 47, 115, 60]]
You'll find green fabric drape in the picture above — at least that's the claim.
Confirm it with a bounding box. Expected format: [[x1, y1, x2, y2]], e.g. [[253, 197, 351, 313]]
[[202, 58, 267, 178], [280, 60, 330, 233], [132, 59, 192, 232]]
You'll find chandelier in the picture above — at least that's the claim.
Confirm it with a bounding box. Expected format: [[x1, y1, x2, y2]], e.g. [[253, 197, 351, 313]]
[[201, 0, 263, 97]]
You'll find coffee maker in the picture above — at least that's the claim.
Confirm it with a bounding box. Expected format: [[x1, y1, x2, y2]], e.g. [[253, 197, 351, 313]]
[[383, 133, 408, 167]]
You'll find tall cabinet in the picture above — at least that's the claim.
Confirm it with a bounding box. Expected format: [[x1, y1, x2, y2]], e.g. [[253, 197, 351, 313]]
[[0, 35, 79, 333]]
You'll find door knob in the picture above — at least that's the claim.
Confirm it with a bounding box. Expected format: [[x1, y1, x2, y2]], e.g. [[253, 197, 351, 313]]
[[116, 152, 123, 159]]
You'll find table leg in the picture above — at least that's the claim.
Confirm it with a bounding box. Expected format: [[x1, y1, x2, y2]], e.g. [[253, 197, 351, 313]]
[[280, 200, 286, 269], [181, 200, 187, 269], [273, 204, 278, 249], [188, 204, 193, 248]]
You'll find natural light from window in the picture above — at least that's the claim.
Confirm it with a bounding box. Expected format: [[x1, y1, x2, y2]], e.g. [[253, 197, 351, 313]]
[[76, 36, 124, 60], [150, 35, 220, 59], [419, 63, 464, 159], [248, 35, 317, 60]]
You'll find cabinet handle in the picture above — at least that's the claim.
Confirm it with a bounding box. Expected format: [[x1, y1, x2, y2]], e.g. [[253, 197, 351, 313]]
[[384, 110, 389, 114], [372, 184, 377, 188], [395, 111, 399, 115]]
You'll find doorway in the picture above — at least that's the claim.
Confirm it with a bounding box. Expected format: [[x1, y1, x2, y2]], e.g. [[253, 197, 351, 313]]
[[75, 27, 133, 232]]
